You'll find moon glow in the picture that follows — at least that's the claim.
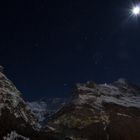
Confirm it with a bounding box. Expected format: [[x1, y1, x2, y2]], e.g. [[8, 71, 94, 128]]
[[132, 6, 140, 15]]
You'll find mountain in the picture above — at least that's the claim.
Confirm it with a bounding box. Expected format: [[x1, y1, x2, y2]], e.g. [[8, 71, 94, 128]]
[[27, 101, 48, 123], [45, 79, 140, 140], [0, 67, 46, 140], [27, 98, 67, 124], [0, 66, 140, 140]]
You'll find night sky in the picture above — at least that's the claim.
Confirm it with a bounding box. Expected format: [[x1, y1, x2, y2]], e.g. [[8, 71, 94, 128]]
[[0, 0, 140, 100]]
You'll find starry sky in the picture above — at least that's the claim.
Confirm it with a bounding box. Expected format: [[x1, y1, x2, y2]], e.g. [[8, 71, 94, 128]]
[[0, 0, 140, 100]]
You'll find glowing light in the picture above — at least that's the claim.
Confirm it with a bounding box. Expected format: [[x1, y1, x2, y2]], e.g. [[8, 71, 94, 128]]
[[132, 6, 140, 15]]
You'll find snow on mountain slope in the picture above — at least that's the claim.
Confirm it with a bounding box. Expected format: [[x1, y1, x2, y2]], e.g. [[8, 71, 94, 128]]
[[27, 98, 67, 123], [73, 79, 140, 109], [0, 67, 42, 140], [46, 79, 140, 140], [27, 101, 47, 122], [3, 131, 30, 140], [0, 70, 36, 126]]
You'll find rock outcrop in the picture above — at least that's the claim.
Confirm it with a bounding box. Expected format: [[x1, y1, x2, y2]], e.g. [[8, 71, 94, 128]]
[[0, 67, 41, 139], [46, 79, 140, 140]]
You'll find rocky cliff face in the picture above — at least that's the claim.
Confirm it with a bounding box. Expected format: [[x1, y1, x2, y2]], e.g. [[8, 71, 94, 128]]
[[0, 69, 41, 139], [46, 79, 140, 140]]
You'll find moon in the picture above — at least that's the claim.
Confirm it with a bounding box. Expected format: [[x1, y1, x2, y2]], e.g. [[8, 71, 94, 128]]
[[132, 6, 140, 15]]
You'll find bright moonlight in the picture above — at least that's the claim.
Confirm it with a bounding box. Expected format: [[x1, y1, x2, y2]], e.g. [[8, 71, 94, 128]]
[[132, 6, 140, 15]]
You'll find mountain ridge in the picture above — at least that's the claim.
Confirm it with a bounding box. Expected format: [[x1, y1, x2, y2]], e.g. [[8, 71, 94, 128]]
[[45, 79, 140, 140], [0, 66, 140, 140]]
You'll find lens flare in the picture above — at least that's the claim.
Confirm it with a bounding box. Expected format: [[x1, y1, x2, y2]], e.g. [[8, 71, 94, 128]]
[[132, 6, 140, 15]]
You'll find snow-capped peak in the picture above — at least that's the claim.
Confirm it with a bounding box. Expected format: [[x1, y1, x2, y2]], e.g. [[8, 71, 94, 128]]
[[73, 79, 140, 109]]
